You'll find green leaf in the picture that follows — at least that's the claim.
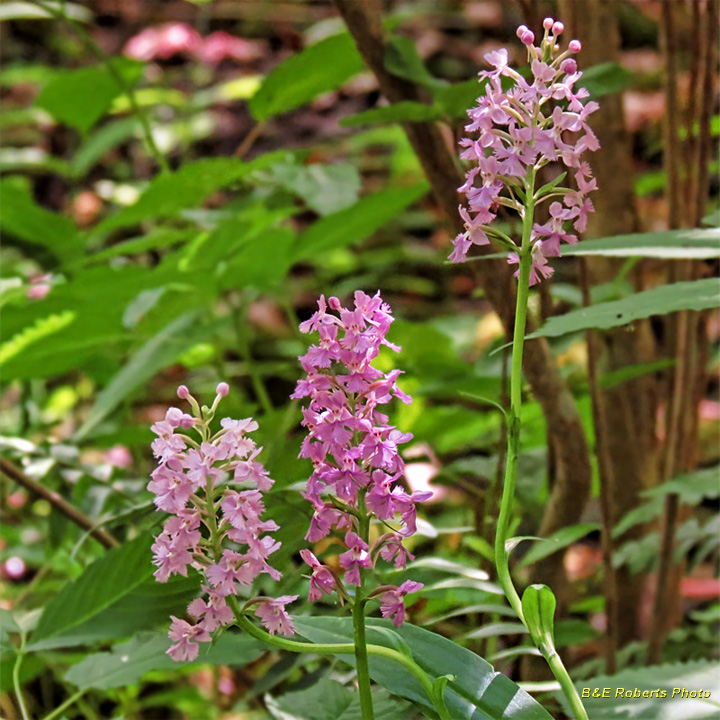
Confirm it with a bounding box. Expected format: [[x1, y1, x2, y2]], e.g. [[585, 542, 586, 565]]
[[266, 678, 409, 720], [94, 155, 280, 235], [0, 1, 90, 21], [528, 278, 720, 339], [519, 523, 601, 568], [384, 35, 446, 91], [71, 116, 140, 177], [272, 163, 361, 215], [30, 535, 167, 650], [294, 616, 553, 719], [36, 58, 143, 134], [575, 660, 720, 719], [249, 33, 364, 121], [340, 102, 441, 127], [433, 78, 484, 119], [463, 622, 528, 640], [562, 228, 720, 259], [599, 358, 675, 389], [293, 183, 428, 261], [75, 311, 202, 440], [0, 179, 83, 263], [64, 630, 264, 690], [579, 62, 633, 99]]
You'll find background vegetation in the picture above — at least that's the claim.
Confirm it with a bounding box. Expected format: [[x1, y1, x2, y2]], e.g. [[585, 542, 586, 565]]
[[1, 0, 718, 718]]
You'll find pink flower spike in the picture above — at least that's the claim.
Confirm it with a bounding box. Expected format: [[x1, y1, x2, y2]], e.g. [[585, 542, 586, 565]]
[[255, 595, 298, 636]]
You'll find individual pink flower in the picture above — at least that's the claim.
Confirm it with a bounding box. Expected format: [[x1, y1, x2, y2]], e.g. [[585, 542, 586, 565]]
[[254, 595, 298, 636], [450, 18, 598, 283], [380, 581, 424, 628], [338, 532, 372, 587], [299, 549, 337, 601], [167, 616, 211, 662]]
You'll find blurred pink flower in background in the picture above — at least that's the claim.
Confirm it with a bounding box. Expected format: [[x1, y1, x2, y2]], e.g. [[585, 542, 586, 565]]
[[27, 274, 52, 300], [124, 23, 262, 66], [104, 445, 133, 468]]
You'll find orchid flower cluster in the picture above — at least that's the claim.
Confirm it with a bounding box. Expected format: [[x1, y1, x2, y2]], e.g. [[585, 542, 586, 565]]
[[148, 383, 296, 662], [292, 291, 428, 626], [450, 16, 599, 284]]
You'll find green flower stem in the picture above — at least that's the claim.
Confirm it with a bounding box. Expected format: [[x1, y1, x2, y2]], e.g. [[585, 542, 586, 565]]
[[494, 166, 588, 720], [354, 509, 375, 720], [12, 644, 30, 720], [227, 597, 451, 720], [40, 690, 87, 720]]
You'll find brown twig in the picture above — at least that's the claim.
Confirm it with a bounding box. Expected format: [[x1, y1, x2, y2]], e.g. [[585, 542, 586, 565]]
[[0, 458, 119, 550], [579, 259, 619, 674], [234, 121, 267, 159]]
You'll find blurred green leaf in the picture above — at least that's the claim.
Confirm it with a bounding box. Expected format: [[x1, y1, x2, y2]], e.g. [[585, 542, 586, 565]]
[[579, 62, 633, 98], [0, 1, 90, 21], [0, 178, 83, 263], [519, 523, 601, 568], [293, 183, 427, 261], [30, 535, 163, 650], [384, 35, 446, 91], [249, 33, 364, 121], [529, 278, 720, 339], [75, 311, 202, 440], [71, 116, 140, 177], [341, 102, 441, 127], [575, 660, 720, 719], [562, 228, 720, 259], [64, 630, 264, 690], [36, 58, 144, 134]]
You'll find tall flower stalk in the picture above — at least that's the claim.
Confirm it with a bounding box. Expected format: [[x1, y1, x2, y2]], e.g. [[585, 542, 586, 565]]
[[451, 18, 599, 720]]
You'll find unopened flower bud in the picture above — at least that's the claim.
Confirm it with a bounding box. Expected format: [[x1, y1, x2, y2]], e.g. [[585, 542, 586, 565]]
[[552, 21, 564, 36], [543, 17, 554, 30], [516, 24, 529, 39], [166, 407, 185, 428], [560, 58, 577, 75], [177, 385, 190, 399], [328, 296, 341, 310], [216, 382, 229, 398], [520, 29, 535, 45], [569, 39, 582, 53]]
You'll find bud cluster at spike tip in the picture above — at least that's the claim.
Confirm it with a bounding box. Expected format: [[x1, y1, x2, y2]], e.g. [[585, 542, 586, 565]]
[[450, 17, 599, 285], [292, 291, 428, 626], [149, 384, 296, 662]]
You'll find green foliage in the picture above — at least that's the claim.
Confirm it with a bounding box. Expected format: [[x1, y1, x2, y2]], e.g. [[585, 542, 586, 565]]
[[518, 523, 601, 568], [249, 33, 364, 121], [529, 278, 720, 339], [266, 678, 410, 720], [294, 617, 553, 719], [36, 58, 144, 135], [578, 62, 633, 98], [29, 535, 200, 650], [562, 228, 720, 259], [575, 660, 720, 719], [64, 631, 264, 690], [341, 101, 442, 127]]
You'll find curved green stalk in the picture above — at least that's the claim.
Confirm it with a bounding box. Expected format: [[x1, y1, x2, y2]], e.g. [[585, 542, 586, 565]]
[[227, 597, 451, 720], [493, 167, 588, 720], [12, 646, 30, 720]]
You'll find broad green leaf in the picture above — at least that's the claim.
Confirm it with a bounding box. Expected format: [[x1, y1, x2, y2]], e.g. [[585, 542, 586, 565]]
[[578, 62, 633, 98], [249, 33, 364, 121], [271, 162, 361, 215], [384, 35, 446, 91], [0, 1, 90, 21], [599, 358, 675, 389], [30, 535, 162, 650], [528, 278, 720, 339], [36, 573, 200, 649], [75, 311, 202, 440], [84, 227, 194, 265], [0, 179, 83, 263], [266, 678, 409, 720], [94, 155, 281, 235], [64, 630, 264, 690], [293, 183, 428, 261], [36, 58, 143, 134], [294, 616, 553, 719], [562, 228, 720, 259], [575, 660, 720, 719], [341, 102, 441, 127], [519, 523, 601, 568], [434, 78, 483, 119]]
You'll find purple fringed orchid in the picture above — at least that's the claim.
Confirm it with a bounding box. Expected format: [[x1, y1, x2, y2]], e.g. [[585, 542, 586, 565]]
[[293, 291, 427, 623], [450, 17, 599, 284], [148, 383, 296, 662]]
